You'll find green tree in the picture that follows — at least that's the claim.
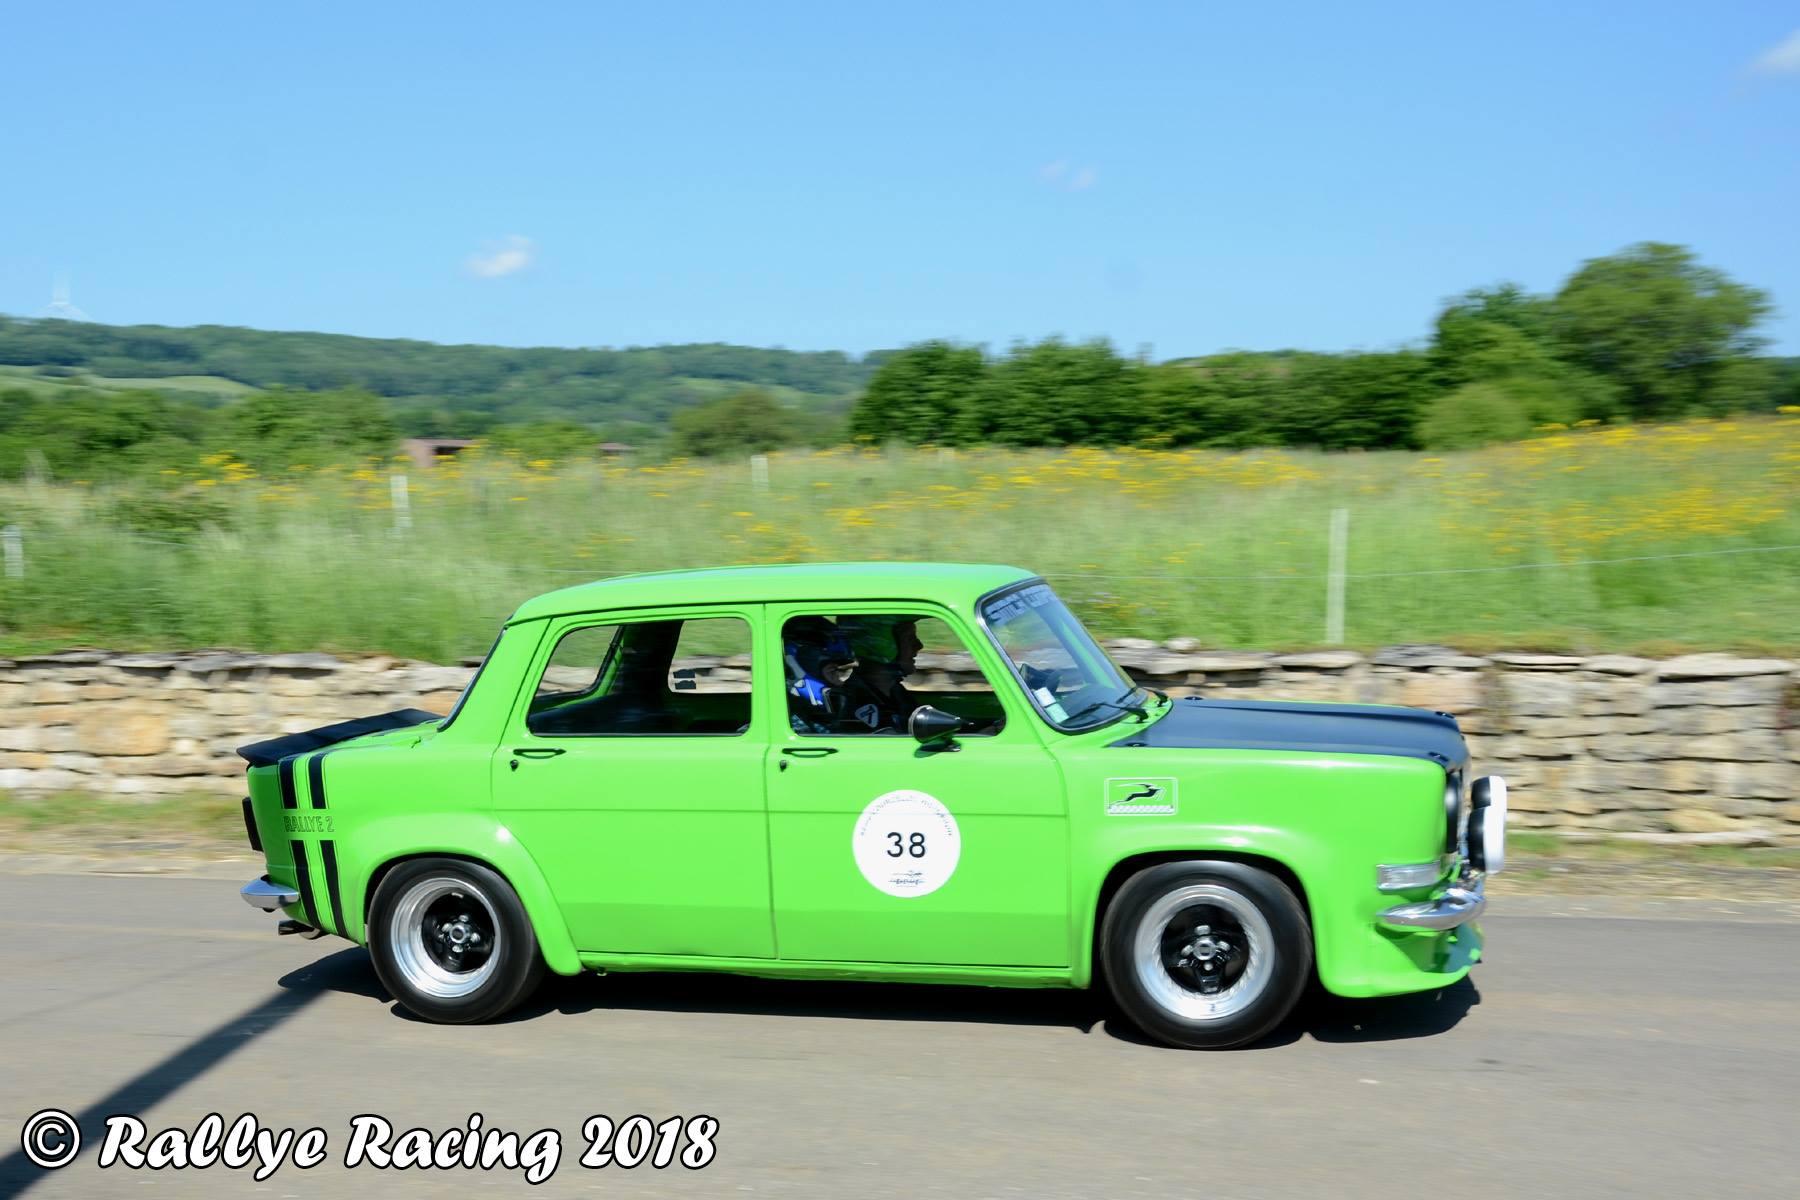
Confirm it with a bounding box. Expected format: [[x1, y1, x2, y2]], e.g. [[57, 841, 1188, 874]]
[[848, 341, 987, 445], [1552, 243, 1773, 419], [1300, 352, 1438, 450], [1419, 381, 1538, 449], [1142, 353, 1299, 448], [670, 389, 800, 458], [1430, 284, 1557, 388], [0, 387, 212, 479], [228, 387, 397, 468], [484, 419, 597, 462], [975, 338, 1141, 446]]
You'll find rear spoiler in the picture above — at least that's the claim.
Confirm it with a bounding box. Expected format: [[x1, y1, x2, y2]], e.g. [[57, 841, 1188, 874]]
[[236, 708, 444, 767]]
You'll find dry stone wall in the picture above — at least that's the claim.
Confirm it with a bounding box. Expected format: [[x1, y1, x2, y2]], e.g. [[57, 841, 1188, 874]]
[[2, 645, 1795, 841]]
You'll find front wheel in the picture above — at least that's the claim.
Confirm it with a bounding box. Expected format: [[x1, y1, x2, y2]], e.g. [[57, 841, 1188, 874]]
[[368, 858, 546, 1024], [1100, 860, 1311, 1049]]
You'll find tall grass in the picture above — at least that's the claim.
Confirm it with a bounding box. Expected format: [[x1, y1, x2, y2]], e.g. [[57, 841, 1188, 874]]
[[1, 415, 1796, 661]]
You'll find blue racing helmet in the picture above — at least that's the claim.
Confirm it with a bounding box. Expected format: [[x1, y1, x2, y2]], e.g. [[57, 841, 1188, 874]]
[[784, 617, 854, 710]]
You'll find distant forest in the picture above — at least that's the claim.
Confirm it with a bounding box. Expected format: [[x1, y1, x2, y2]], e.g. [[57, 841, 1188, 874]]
[[0, 318, 875, 440], [1, 242, 1796, 477]]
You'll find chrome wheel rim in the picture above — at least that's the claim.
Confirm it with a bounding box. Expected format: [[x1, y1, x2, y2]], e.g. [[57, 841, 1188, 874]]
[[389, 876, 501, 999], [1133, 883, 1273, 1022]]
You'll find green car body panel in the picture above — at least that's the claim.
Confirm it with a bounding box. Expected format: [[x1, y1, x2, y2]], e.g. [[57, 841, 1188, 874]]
[[240, 562, 1488, 1001]]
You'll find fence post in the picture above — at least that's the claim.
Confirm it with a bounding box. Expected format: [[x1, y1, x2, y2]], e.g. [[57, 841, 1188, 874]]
[[749, 454, 769, 492], [1325, 507, 1349, 645], [390, 472, 412, 533], [2, 525, 20, 579]]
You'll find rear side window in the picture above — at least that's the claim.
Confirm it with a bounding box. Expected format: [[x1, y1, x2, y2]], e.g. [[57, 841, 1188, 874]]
[[527, 617, 752, 736], [535, 625, 620, 699]]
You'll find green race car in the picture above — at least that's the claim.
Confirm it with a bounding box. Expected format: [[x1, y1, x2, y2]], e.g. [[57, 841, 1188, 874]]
[[238, 562, 1504, 1049]]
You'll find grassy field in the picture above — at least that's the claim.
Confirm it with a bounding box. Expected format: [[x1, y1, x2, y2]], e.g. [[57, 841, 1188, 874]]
[[0, 364, 258, 400], [0, 414, 1796, 661]]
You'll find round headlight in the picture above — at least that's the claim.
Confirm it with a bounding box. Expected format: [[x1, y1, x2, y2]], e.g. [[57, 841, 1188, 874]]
[[1469, 776, 1507, 873]]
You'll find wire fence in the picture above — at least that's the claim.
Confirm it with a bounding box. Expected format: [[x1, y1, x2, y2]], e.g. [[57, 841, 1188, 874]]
[[30, 529, 1797, 584], [1038, 542, 1800, 584]]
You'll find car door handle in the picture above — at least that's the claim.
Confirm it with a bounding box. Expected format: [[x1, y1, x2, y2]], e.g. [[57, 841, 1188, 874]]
[[781, 746, 838, 757], [511, 747, 567, 759]]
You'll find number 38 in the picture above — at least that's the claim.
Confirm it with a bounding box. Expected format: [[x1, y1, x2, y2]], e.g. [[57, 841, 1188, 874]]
[[885, 831, 927, 858]]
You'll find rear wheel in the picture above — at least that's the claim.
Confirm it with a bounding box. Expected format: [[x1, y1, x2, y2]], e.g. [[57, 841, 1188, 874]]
[[1101, 860, 1310, 1049], [368, 858, 545, 1023]]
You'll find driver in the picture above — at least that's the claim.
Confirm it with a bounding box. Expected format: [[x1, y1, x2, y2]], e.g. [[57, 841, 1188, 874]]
[[838, 616, 923, 733]]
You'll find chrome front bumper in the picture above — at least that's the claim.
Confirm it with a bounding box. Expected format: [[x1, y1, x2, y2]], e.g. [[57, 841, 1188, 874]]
[[241, 876, 300, 912], [1378, 874, 1486, 931]]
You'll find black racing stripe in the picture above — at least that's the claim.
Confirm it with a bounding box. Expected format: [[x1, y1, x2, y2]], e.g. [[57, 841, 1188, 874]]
[[319, 840, 345, 937], [307, 751, 329, 810], [278, 756, 298, 809], [289, 839, 321, 929]]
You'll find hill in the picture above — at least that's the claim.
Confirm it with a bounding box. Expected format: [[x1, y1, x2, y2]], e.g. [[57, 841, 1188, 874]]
[[0, 316, 878, 440]]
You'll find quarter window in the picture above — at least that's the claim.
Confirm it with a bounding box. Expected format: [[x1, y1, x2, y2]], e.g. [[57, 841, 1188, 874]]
[[527, 617, 752, 736]]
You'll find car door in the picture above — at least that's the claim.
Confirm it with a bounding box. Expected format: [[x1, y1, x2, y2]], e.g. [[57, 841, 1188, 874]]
[[762, 602, 1070, 967], [491, 607, 775, 958]]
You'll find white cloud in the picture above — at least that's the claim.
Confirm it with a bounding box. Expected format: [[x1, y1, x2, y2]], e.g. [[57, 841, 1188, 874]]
[[1749, 28, 1800, 74], [464, 234, 535, 278], [1037, 160, 1098, 191]]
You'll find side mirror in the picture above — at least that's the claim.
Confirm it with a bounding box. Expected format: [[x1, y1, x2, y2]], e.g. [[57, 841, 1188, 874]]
[[908, 705, 965, 744]]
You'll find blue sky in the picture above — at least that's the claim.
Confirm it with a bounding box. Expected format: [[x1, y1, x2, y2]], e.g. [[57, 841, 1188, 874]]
[[4, 2, 1798, 357]]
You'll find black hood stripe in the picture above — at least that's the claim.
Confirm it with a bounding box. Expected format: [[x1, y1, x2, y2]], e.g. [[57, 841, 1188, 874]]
[[1113, 697, 1466, 768], [238, 708, 443, 767]]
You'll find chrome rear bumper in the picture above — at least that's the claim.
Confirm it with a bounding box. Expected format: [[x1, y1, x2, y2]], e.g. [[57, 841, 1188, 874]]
[[241, 876, 300, 912], [1379, 875, 1486, 931]]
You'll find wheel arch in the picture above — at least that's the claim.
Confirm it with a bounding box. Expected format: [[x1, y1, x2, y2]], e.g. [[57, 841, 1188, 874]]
[[357, 838, 582, 977], [1084, 849, 1315, 990]]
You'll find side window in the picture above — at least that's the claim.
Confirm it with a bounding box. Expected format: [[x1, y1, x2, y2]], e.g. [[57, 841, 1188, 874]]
[[535, 625, 620, 698], [782, 612, 1003, 737], [670, 619, 754, 695], [528, 617, 752, 736]]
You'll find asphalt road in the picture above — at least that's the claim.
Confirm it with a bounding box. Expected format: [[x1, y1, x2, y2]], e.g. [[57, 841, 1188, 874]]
[[1, 869, 1796, 1199]]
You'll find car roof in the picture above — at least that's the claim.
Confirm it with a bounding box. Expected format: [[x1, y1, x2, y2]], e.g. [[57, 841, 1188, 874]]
[[508, 561, 1040, 623]]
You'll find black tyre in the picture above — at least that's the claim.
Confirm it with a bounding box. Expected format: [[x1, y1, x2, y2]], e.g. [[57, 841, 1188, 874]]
[[368, 858, 546, 1023], [1100, 860, 1311, 1049]]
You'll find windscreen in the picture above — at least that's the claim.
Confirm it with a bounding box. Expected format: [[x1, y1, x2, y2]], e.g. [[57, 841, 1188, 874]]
[[979, 582, 1137, 730]]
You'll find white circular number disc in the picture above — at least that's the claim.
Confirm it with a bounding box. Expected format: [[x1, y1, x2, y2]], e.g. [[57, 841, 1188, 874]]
[[852, 790, 961, 898]]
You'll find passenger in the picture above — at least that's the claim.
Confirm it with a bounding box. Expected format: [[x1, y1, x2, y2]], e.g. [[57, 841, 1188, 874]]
[[838, 616, 924, 733], [783, 616, 855, 732]]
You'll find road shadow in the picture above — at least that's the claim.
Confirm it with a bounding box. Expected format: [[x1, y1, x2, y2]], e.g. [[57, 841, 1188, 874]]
[[0, 955, 354, 1199], [277, 945, 391, 1002], [291, 944, 1478, 1048], [511, 969, 1106, 1033], [1300, 976, 1482, 1044], [453, 961, 1479, 1047]]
